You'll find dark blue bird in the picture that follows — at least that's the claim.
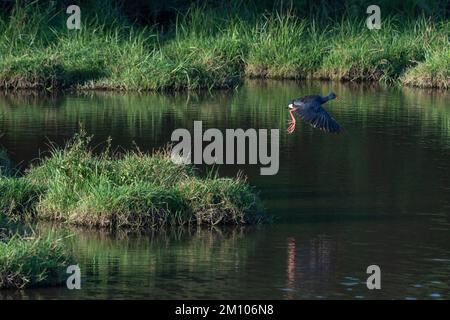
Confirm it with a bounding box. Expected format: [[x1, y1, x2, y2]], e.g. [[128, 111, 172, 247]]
[[287, 92, 342, 134]]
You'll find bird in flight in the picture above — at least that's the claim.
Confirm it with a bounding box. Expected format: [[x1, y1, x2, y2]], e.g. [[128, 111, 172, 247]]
[[287, 92, 343, 134]]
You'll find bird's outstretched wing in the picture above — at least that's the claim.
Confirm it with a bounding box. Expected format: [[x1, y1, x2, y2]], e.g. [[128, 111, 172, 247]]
[[295, 106, 343, 133]]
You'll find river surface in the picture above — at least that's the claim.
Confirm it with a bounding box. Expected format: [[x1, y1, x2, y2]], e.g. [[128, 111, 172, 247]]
[[0, 80, 449, 299]]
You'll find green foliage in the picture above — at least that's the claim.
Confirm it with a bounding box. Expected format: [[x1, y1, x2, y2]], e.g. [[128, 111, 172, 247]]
[[3, 130, 266, 228], [179, 174, 266, 225], [0, 177, 43, 216], [0, 2, 448, 90], [401, 47, 450, 89], [0, 232, 72, 289]]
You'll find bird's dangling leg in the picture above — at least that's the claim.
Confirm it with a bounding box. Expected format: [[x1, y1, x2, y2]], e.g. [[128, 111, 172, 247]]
[[287, 109, 296, 134]]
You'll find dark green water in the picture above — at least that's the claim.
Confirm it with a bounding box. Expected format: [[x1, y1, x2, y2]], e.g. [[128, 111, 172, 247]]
[[1, 80, 449, 299]]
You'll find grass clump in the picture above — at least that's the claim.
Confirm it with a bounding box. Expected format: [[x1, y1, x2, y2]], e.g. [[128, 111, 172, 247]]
[[179, 175, 265, 225], [0, 54, 64, 90], [401, 47, 450, 89], [70, 183, 190, 228], [245, 13, 324, 79], [0, 232, 73, 289], [316, 18, 448, 85], [3, 130, 265, 228], [0, 177, 42, 216]]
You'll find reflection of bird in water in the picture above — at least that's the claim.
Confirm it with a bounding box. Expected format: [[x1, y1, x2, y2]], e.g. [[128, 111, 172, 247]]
[[284, 235, 337, 298], [287, 92, 342, 134], [285, 237, 297, 299]]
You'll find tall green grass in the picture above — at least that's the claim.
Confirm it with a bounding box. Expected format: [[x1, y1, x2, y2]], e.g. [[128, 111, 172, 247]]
[[0, 130, 266, 228], [0, 232, 72, 289], [0, 2, 448, 90], [0, 177, 42, 216], [402, 46, 450, 89]]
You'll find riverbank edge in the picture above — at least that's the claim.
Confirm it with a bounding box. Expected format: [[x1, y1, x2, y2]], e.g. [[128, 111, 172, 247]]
[[0, 69, 448, 93]]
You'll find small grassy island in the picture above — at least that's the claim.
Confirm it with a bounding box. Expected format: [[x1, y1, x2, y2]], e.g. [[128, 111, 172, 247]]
[[0, 131, 266, 229]]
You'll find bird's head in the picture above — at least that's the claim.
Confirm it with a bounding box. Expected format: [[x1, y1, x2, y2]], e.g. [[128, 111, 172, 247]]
[[288, 100, 295, 109], [328, 92, 338, 100]]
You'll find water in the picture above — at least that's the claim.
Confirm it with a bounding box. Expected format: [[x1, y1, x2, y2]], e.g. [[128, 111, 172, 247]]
[[1, 80, 449, 299]]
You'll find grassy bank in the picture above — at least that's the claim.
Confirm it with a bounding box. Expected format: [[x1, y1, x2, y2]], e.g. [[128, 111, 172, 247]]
[[0, 131, 266, 228], [0, 2, 448, 91], [0, 232, 72, 289]]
